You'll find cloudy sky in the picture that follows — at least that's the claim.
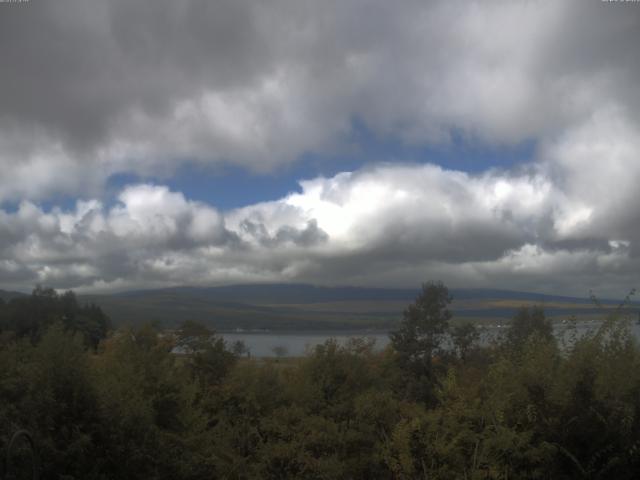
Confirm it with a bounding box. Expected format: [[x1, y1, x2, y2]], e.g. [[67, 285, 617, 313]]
[[1, 0, 639, 296]]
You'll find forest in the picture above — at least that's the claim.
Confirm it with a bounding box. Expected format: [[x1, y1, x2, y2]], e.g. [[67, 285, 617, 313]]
[[1, 283, 640, 479]]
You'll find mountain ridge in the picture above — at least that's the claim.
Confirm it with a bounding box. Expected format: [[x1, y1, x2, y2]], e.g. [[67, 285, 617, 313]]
[[76, 283, 639, 330], [0, 289, 28, 302], [104, 283, 626, 305]]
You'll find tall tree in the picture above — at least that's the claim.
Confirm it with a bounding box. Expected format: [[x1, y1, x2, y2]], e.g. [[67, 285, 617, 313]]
[[505, 306, 553, 351], [390, 281, 452, 404], [175, 320, 236, 386], [451, 322, 480, 361]]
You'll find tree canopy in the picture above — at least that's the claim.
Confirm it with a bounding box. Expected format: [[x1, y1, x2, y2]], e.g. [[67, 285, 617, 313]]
[[0, 286, 110, 347], [389, 281, 453, 404], [2, 283, 640, 479]]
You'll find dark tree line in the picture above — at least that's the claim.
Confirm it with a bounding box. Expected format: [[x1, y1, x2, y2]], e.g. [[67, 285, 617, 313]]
[[1, 282, 640, 479], [0, 286, 110, 347]]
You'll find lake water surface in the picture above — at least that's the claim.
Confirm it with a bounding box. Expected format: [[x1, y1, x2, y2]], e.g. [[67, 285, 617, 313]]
[[222, 320, 640, 357], [222, 331, 391, 357]]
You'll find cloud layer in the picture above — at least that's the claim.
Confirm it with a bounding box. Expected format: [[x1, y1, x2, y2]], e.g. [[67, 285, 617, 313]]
[[1, 1, 639, 199], [1, 0, 639, 295], [2, 151, 639, 296]]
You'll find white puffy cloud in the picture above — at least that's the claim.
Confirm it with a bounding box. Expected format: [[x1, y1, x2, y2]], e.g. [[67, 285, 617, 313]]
[[0, 185, 233, 289], [2, 136, 640, 296]]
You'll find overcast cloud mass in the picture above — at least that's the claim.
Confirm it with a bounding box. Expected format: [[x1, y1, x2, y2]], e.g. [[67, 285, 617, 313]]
[[1, 0, 639, 296]]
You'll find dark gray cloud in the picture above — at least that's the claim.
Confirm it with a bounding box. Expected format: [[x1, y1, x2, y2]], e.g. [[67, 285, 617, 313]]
[[0, 0, 269, 145], [1, 0, 639, 200]]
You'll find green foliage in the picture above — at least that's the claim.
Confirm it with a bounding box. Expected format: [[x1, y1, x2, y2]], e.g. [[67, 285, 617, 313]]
[[505, 305, 554, 352], [0, 286, 110, 348], [91, 324, 204, 478], [0, 324, 102, 478], [175, 319, 237, 386], [390, 281, 452, 404], [232, 339, 250, 357], [451, 322, 481, 361], [2, 283, 640, 479], [391, 281, 453, 358]]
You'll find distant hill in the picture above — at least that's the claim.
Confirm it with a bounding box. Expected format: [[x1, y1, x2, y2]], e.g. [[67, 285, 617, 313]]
[[113, 284, 419, 303], [79, 284, 640, 331], [112, 284, 629, 305], [0, 289, 28, 302]]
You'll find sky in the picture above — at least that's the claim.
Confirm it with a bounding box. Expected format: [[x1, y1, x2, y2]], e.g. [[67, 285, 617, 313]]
[[0, 0, 639, 297]]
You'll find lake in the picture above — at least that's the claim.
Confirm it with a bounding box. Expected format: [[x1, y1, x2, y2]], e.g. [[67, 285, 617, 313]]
[[222, 331, 391, 357], [222, 320, 640, 357]]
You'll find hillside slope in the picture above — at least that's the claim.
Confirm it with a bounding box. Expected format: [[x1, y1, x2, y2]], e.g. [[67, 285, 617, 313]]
[[0, 289, 28, 302], [79, 284, 639, 331]]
